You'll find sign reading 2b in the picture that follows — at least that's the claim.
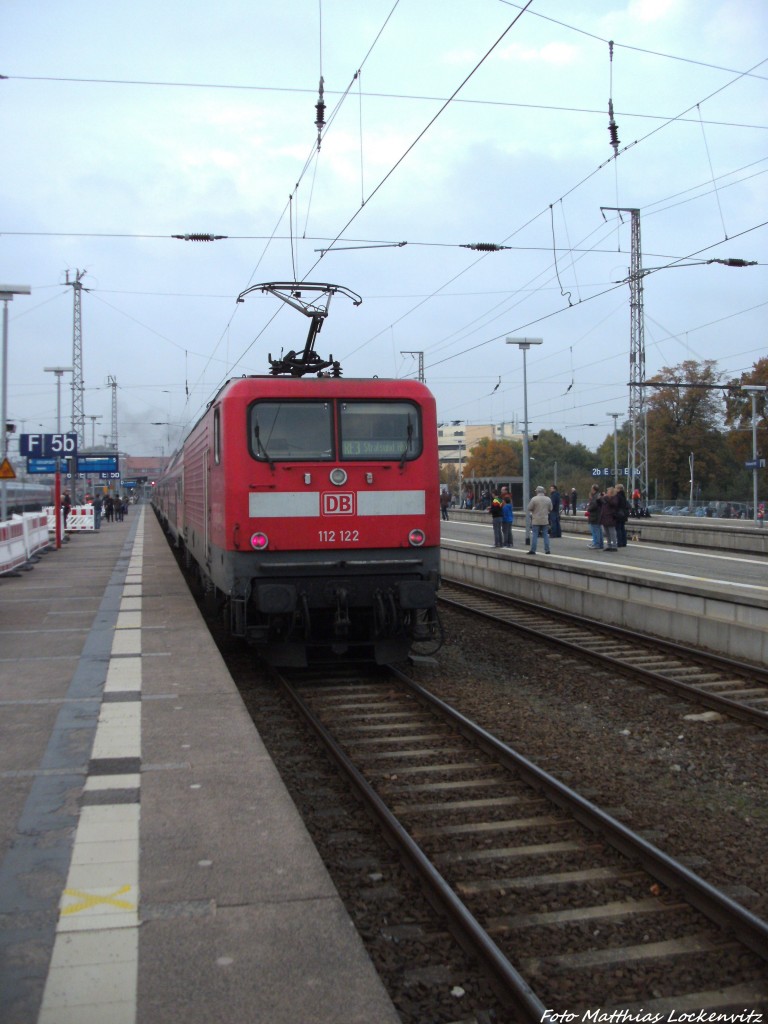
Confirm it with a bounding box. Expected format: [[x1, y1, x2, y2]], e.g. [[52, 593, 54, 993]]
[[19, 433, 79, 457]]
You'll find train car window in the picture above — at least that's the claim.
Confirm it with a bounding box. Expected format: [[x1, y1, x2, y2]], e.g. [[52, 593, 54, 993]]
[[250, 401, 333, 460], [339, 401, 422, 460], [213, 408, 221, 464]]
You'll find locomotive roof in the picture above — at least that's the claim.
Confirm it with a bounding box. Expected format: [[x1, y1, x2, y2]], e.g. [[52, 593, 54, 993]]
[[212, 375, 435, 400]]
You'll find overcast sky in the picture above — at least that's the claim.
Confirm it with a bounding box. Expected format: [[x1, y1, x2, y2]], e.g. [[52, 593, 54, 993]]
[[2, 0, 766, 457]]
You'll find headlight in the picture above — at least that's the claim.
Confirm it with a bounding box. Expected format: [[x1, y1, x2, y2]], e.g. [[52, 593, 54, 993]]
[[408, 528, 425, 547], [250, 531, 268, 550]]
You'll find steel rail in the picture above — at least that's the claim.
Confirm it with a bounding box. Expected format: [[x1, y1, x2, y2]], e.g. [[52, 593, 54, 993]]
[[276, 673, 548, 1021], [439, 579, 768, 730], [387, 665, 768, 964]]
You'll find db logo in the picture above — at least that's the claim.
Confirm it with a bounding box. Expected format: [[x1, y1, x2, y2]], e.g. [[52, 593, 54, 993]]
[[322, 492, 355, 515]]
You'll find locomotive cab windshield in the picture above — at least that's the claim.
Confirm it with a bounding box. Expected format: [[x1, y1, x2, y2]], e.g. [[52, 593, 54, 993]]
[[251, 401, 333, 460], [249, 399, 422, 462]]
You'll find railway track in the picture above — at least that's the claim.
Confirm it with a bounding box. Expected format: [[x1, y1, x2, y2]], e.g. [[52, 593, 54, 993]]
[[438, 579, 768, 730], [277, 667, 768, 1016]]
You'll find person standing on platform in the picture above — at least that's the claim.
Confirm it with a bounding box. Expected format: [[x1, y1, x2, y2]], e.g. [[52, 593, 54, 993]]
[[501, 493, 514, 547], [92, 493, 103, 530], [440, 487, 451, 521], [488, 495, 504, 547], [527, 486, 553, 555], [549, 484, 562, 538], [599, 486, 620, 551], [586, 484, 603, 549], [61, 491, 72, 530], [615, 484, 629, 547], [570, 487, 578, 516]]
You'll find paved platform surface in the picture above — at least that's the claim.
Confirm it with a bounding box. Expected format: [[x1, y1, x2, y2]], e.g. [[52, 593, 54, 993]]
[[0, 505, 400, 1024]]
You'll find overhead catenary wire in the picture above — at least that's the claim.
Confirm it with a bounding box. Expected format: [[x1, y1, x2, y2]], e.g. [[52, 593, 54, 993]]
[[299, 1, 536, 270], [607, 41, 620, 159], [6, 7, 765, 446], [697, 103, 729, 241], [342, 52, 768, 375], [199, 0, 538, 404]]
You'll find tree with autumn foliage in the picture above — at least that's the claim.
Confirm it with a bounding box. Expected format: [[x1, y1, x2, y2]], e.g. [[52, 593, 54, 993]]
[[462, 437, 521, 479], [724, 357, 768, 458], [645, 360, 731, 500]]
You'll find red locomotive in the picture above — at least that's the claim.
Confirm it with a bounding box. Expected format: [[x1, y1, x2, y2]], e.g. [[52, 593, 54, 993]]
[[154, 283, 441, 665]]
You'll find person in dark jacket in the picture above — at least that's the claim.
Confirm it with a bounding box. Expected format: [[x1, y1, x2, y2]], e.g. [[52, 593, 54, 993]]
[[549, 484, 562, 538], [599, 486, 620, 551], [615, 484, 629, 547], [440, 488, 451, 521], [92, 493, 103, 530], [61, 491, 72, 529], [488, 495, 504, 547], [586, 484, 603, 549]]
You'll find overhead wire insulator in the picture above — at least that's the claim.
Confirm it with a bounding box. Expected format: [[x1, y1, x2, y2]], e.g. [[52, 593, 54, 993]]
[[608, 99, 620, 157], [172, 233, 227, 242], [315, 76, 325, 150], [461, 243, 510, 252], [709, 258, 757, 267]]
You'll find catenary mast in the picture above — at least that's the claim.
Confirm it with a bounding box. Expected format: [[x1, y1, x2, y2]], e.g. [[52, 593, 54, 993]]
[[66, 269, 87, 448], [601, 207, 647, 501]]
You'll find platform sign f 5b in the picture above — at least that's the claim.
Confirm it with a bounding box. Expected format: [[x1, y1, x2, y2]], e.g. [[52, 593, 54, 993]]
[[19, 433, 78, 457]]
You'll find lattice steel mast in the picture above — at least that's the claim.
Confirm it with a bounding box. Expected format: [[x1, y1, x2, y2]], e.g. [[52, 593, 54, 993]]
[[601, 207, 647, 501], [65, 269, 87, 447], [108, 375, 118, 451], [401, 351, 425, 383]]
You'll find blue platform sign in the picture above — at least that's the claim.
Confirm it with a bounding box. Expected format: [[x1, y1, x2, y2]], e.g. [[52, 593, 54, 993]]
[[27, 458, 63, 474], [592, 467, 641, 477], [19, 433, 78, 457], [26, 453, 119, 475], [77, 455, 119, 474], [745, 458, 765, 469]]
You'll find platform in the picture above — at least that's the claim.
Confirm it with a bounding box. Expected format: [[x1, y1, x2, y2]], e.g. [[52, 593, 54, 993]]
[[0, 506, 400, 1024], [440, 513, 768, 663]]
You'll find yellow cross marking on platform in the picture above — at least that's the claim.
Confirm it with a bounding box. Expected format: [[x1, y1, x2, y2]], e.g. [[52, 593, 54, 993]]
[[61, 885, 135, 916]]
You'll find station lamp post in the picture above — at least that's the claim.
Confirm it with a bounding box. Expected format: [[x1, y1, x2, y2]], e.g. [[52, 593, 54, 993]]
[[44, 366, 74, 549], [44, 366, 74, 434], [742, 385, 767, 526], [607, 412, 622, 486], [1, 285, 31, 521], [506, 337, 543, 543]]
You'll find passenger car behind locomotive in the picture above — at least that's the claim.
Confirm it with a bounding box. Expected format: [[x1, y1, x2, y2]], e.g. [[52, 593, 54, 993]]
[[154, 284, 441, 666]]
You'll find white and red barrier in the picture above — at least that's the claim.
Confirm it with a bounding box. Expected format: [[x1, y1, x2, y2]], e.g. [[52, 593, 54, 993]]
[[0, 512, 53, 576], [65, 506, 95, 532], [43, 505, 96, 533]]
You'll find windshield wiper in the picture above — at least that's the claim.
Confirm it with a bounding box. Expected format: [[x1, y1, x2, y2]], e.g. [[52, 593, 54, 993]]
[[254, 422, 275, 470], [399, 417, 414, 469]]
